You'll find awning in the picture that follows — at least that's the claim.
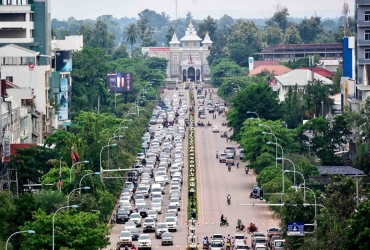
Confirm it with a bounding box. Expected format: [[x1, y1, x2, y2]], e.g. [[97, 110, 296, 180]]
[[32, 131, 39, 137], [61, 121, 72, 126]]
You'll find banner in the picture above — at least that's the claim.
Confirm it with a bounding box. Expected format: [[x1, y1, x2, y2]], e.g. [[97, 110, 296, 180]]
[[106, 72, 133, 93], [55, 50, 72, 72]]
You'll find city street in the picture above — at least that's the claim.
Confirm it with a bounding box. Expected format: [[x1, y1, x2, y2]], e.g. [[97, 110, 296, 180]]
[[105, 86, 278, 250]]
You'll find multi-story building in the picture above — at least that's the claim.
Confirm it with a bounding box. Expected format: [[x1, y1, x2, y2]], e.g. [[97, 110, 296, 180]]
[[142, 21, 213, 83], [51, 35, 83, 52]]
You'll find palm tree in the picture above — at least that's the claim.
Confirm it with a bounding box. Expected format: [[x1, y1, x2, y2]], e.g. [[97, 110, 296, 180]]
[[35, 190, 65, 214], [124, 23, 138, 58], [304, 96, 315, 119]]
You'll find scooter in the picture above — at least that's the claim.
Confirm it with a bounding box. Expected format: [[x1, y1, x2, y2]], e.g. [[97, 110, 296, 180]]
[[227, 198, 231, 205], [245, 168, 249, 174], [228, 165, 231, 172], [220, 220, 229, 227], [222, 121, 227, 126]]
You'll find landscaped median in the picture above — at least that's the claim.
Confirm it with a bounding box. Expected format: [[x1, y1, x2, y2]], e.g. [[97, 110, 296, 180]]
[[187, 90, 198, 220]]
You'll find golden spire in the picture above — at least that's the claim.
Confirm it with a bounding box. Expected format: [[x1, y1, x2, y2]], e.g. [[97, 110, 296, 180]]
[[189, 19, 193, 28], [206, 31, 209, 35]]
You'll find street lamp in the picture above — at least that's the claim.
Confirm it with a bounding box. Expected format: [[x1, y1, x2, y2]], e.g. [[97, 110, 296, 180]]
[[79, 172, 100, 194], [230, 82, 241, 91], [114, 127, 128, 138], [107, 135, 124, 169], [53, 205, 78, 250], [284, 169, 305, 201], [6, 230, 35, 250], [278, 158, 297, 187], [262, 131, 277, 169], [100, 144, 117, 174], [267, 142, 284, 193], [292, 186, 317, 231], [70, 160, 89, 182], [67, 187, 90, 210], [246, 111, 260, 119]]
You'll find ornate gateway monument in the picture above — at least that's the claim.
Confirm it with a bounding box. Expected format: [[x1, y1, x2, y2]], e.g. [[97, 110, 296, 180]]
[[142, 21, 213, 84]]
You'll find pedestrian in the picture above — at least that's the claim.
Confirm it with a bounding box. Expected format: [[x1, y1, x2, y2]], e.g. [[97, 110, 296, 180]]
[[226, 137, 229, 143], [111, 214, 115, 224], [214, 113, 217, 119], [237, 161, 240, 169]]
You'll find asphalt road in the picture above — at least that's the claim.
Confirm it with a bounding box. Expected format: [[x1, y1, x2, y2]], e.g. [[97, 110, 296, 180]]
[[104, 86, 277, 250]]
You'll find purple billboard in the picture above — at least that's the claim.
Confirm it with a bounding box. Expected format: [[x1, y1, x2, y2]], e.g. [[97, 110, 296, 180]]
[[107, 72, 133, 93]]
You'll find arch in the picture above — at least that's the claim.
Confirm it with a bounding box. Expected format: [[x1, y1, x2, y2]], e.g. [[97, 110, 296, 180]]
[[182, 69, 187, 82], [188, 67, 195, 82]]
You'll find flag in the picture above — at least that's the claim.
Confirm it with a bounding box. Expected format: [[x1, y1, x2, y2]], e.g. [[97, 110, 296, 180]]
[[71, 149, 80, 163], [189, 54, 193, 64], [58, 172, 63, 190]]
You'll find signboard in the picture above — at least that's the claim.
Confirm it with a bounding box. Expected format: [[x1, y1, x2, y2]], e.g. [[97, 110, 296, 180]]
[[149, 47, 170, 52], [106, 72, 133, 93], [287, 222, 304, 236], [55, 50, 72, 72]]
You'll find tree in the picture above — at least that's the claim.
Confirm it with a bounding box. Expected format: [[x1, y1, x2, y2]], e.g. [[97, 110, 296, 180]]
[[197, 16, 218, 40], [305, 80, 335, 118], [283, 25, 302, 44], [346, 200, 370, 249], [90, 18, 115, 53], [20, 209, 110, 250], [264, 26, 283, 45], [137, 17, 148, 40], [112, 43, 129, 60], [165, 26, 175, 45], [0, 191, 16, 241], [298, 16, 323, 44], [266, 4, 290, 32], [256, 165, 281, 187], [78, 23, 94, 47], [282, 85, 304, 129], [353, 143, 370, 175], [280, 56, 320, 70], [34, 189, 65, 214], [210, 59, 242, 87], [218, 14, 234, 28], [124, 23, 138, 57], [228, 83, 284, 138], [227, 42, 253, 67]]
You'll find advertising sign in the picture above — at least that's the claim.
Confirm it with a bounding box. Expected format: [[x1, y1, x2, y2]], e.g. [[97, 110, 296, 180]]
[[106, 72, 133, 93], [287, 222, 304, 236], [60, 78, 68, 92], [58, 91, 68, 121], [55, 50, 72, 72]]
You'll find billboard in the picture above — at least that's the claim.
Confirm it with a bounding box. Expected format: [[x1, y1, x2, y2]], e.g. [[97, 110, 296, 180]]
[[107, 72, 133, 93], [55, 50, 72, 72], [58, 78, 69, 121]]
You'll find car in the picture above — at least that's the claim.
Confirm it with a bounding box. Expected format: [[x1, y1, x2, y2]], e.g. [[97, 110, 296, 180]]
[[161, 232, 174, 245], [225, 146, 236, 156], [221, 131, 228, 138], [169, 185, 181, 195], [219, 153, 227, 163], [251, 237, 267, 250], [136, 186, 149, 198], [124, 220, 137, 231], [137, 205, 149, 218], [165, 217, 177, 232], [211, 234, 224, 244], [151, 202, 162, 214], [239, 149, 246, 160], [226, 155, 234, 165], [234, 234, 247, 247], [209, 107, 215, 113], [254, 244, 267, 250], [150, 118, 157, 125], [143, 217, 156, 232], [210, 241, 223, 250], [129, 227, 140, 241], [167, 205, 179, 216], [212, 126, 220, 133], [119, 230, 133, 247], [116, 208, 130, 224], [135, 199, 146, 210], [130, 213, 142, 227], [169, 197, 181, 211], [155, 222, 169, 238], [170, 190, 181, 200], [146, 209, 158, 221], [138, 234, 152, 250], [200, 112, 206, 119]]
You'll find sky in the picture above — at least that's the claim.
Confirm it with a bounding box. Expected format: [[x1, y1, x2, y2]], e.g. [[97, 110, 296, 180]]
[[51, 0, 355, 20]]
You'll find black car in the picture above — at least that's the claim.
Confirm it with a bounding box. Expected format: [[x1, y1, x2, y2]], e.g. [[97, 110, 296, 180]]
[[137, 205, 149, 218], [209, 107, 215, 113], [129, 228, 140, 241], [116, 208, 130, 224]]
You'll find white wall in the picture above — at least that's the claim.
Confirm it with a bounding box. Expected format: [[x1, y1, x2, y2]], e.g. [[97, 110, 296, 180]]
[[0, 65, 49, 114], [7, 87, 33, 105], [51, 35, 83, 52]]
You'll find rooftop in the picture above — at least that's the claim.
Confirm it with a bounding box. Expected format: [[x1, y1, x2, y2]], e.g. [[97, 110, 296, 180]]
[[253, 60, 280, 68], [317, 166, 366, 176], [258, 43, 342, 53], [297, 67, 334, 78], [249, 65, 292, 76], [275, 69, 333, 86]]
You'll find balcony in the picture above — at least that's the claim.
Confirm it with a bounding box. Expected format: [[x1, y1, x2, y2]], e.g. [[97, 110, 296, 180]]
[[0, 21, 33, 30], [357, 39, 370, 46], [358, 58, 370, 64], [357, 20, 370, 27], [358, 0, 370, 5], [20, 106, 28, 118], [180, 61, 202, 66], [20, 128, 28, 140]]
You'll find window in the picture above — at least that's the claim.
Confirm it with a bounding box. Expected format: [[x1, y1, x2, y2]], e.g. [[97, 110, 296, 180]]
[[365, 30, 370, 40], [6, 76, 13, 82], [173, 66, 178, 74], [159, 54, 167, 59], [365, 11, 370, 21], [182, 53, 189, 61], [172, 53, 178, 62], [193, 42, 198, 47], [184, 42, 189, 47], [30, 29, 33, 38], [365, 49, 370, 59]]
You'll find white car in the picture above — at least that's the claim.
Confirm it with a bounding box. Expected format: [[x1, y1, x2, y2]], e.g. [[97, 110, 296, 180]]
[[212, 126, 220, 133], [167, 205, 178, 216], [147, 209, 158, 221], [138, 234, 152, 249], [143, 217, 156, 232], [151, 202, 162, 214], [169, 197, 181, 211], [135, 199, 146, 210], [124, 220, 137, 231], [169, 185, 181, 195], [155, 223, 169, 239], [130, 213, 142, 227], [165, 217, 178, 232], [119, 230, 133, 247]]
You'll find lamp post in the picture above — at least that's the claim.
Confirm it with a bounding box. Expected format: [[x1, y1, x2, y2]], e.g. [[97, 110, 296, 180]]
[[107, 135, 124, 169], [293, 186, 317, 231], [68, 186, 90, 210], [69, 160, 89, 182], [79, 172, 100, 194], [246, 111, 259, 119], [6, 230, 35, 250], [267, 142, 284, 193], [277, 158, 297, 187], [284, 169, 305, 201], [262, 131, 277, 169], [230, 82, 241, 91], [100, 144, 117, 174], [53, 205, 78, 250], [113, 127, 128, 138]]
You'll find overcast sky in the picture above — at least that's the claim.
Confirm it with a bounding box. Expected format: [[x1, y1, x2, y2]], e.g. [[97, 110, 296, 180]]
[[51, 0, 355, 20]]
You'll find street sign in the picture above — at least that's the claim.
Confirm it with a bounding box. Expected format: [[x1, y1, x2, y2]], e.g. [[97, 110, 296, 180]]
[[287, 222, 304, 236]]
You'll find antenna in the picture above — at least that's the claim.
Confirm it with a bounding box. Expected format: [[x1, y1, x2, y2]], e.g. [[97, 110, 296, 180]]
[[342, 1, 350, 37]]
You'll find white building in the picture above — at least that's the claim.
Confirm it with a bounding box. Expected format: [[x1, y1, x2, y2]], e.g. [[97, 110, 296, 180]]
[[142, 21, 212, 83], [51, 35, 83, 52], [272, 69, 333, 102]]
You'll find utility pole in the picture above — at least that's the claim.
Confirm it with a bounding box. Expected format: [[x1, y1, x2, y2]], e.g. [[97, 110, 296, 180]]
[[342, 2, 350, 37]]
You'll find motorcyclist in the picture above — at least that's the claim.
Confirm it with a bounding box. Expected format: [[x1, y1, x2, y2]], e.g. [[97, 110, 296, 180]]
[[227, 234, 231, 241], [221, 214, 227, 224], [237, 161, 239, 168], [237, 219, 242, 228], [227, 194, 231, 202], [225, 239, 231, 249], [131, 245, 137, 250], [249, 222, 255, 231], [207, 121, 211, 126], [203, 237, 208, 248], [216, 150, 219, 158], [228, 164, 231, 171]]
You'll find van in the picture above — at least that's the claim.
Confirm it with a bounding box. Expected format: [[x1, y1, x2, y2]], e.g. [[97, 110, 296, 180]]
[[155, 175, 166, 187], [119, 200, 131, 211], [151, 183, 164, 195], [197, 95, 205, 100], [239, 149, 246, 160], [172, 172, 182, 180]]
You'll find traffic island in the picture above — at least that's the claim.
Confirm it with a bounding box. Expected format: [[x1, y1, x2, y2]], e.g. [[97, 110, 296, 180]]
[[187, 90, 198, 221]]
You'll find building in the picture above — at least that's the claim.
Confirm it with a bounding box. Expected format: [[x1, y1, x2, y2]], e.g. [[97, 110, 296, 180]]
[[318, 59, 341, 73], [51, 35, 83, 52], [249, 65, 292, 76], [0, 0, 51, 65], [142, 21, 212, 83], [272, 69, 333, 102], [254, 43, 343, 61], [356, 0, 370, 85], [310, 166, 366, 185], [297, 67, 334, 78]]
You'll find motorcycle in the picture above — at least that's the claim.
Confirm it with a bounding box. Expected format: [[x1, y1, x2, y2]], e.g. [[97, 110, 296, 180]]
[[216, 153, 218, 159], [203, 244, 209, 250], [236, 224, 246, 232], [227, 198, 231, 205], [225, 242, 232, 250], [222, 121, 227, 126], [228, 165, 231, 172], [220, 220, 229, 227], [245, 168, 249, 174], [207, 123, 212, 127], [247, 225, 258, 234]]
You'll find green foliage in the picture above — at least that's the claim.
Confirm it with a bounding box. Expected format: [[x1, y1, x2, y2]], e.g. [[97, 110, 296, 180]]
[[282, 85, 304, 129], [280, 56, 320, 70], [253, 153, 276, 174], [353, 143, 370, 175], [265, 4, 290, 32], [112, 43, 129, 60], [282, 25, 302, 44], [257, 166, 281, 187], [227, 43, 253, 67], [34, 190, 65, 214], [306, 80, 335, 118], [297, 16, 323, 44], [210, 59, 243, 87], [346, 200, 370, 249], [261, 176, 293, 200], [228, 84, 283, 138], [165, 26, 175, 45], [20, 209, 109, 250], [0, 191, 16, 240], [90, 18, 116, 53], [263, 26, 283, 45]]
